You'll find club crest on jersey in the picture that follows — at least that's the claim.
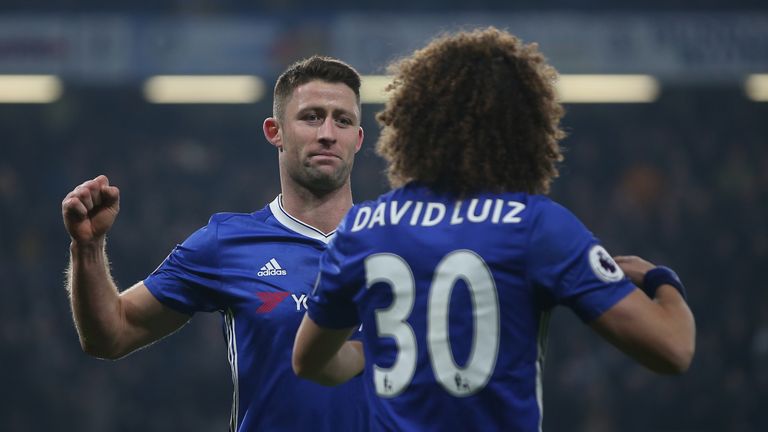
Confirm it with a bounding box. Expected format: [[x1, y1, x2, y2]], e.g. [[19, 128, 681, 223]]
[[258, 258, 287, 276], [588, 245, 624, 282]]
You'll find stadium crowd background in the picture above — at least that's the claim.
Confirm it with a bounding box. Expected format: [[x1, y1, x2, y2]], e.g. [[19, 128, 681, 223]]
[[1, 1, 766, 431]]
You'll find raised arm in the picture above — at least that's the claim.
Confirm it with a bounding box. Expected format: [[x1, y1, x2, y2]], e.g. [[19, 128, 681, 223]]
[[589, 255, 695, 374], [63, 175, 189, 359]]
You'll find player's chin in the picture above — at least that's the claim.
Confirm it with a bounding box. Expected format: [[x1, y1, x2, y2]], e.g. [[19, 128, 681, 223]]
[[302, 167, 348, 191], [310, 159, 349, 174], [306, 162, 336, 176]]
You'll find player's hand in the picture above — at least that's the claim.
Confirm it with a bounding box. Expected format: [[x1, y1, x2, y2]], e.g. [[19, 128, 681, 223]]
[[613, 255, 655, 288], [62, 175, 120, 245]]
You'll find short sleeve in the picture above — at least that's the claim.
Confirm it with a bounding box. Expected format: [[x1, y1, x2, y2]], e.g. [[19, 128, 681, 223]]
[[528, 200, 635, 322], [307, 207, 364, 329], [144, 216, 224, 315]]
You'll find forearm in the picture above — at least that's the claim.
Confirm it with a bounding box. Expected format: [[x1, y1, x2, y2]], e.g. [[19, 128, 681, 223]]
[[293, 317, 364, 385], [591, 286, 695, 374], [67, 239, 124, 358], [316, 340, 365, 385], [605, 258, 697, 373], [646, 284, 696, 372], [305, 341, 365, 386]]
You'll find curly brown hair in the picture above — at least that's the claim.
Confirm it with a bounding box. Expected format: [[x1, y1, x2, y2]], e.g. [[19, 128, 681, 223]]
[[376, 27, 565, 196], [273, 55, 361, 121]]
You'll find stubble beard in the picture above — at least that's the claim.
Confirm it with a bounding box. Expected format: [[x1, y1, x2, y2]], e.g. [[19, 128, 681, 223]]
[[293, 159, 353, 195]]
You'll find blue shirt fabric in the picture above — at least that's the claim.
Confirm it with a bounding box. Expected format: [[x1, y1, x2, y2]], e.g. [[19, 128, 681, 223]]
[[309, 183, 635, 432], [144, 196, 368, 432]]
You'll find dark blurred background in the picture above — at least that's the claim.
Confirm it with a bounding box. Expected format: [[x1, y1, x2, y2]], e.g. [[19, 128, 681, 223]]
[[1, 2, 766, 431]]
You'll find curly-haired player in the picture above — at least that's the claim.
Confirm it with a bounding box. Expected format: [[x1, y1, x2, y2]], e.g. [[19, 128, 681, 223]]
[[293, 28, 695, 431]]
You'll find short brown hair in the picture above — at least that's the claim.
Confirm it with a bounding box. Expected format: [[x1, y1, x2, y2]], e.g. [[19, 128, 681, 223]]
[[273, 55, 362, 121], [376, 27, 565, 196]]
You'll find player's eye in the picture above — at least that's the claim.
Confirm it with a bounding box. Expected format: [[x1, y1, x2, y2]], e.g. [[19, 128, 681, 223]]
[[303, 112, 323, 123], [336, 117, 353, 127]]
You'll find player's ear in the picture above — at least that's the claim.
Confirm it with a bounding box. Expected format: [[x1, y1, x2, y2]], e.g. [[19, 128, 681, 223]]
[[355, 126, 364, 153], [263, 117, 282, 151]]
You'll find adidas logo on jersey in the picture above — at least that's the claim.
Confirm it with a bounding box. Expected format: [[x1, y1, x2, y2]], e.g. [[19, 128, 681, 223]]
[[258, 258, 287, 276]]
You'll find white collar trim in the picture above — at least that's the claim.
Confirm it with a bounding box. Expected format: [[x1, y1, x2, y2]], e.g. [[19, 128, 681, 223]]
[[269, 195, 336, 244]]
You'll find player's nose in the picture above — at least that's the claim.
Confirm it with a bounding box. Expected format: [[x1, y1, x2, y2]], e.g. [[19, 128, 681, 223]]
[[316, 118, 337, 145]]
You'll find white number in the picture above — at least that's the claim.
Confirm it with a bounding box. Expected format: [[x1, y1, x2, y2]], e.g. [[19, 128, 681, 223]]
[[365, 254, 417, 397], [365, 250, 499, 398]]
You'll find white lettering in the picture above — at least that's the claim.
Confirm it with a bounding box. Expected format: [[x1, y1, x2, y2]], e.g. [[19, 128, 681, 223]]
[[491, 199, 504, 223], [351, 206, 372, 232], [503, 201, 526, 223], [257, 269, 287, 276], [422, 202, 446, 227], [292, 294, 309, 311], [390, 200, 412, 225], [368, 202, 387, 228], [467, 199, 492, 223], [410, 202, 424, 226], [450, 201, 464, 225], [348, 199, 526, 231]]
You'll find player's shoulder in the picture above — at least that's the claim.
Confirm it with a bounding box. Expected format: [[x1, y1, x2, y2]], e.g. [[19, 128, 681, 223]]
[[527, 195, 591, 241], [346, 188, 400, 215], [207, 211, 259, 226], [353, 182, 437, 209], [205, 200, 271, 224], [527, 195, 577, 221], [201, 204, 273, 237]]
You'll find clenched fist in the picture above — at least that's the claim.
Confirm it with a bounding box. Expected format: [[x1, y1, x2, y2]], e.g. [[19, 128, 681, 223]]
[[62, 175, 120, 244]]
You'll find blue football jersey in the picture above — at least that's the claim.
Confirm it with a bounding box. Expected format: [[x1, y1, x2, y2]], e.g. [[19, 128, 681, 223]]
[[309, 183, 635, 432], [145, 196, 368, 432]]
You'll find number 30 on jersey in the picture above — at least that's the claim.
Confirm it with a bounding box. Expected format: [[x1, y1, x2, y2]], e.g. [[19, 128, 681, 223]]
[[364, 250, 500, 398]]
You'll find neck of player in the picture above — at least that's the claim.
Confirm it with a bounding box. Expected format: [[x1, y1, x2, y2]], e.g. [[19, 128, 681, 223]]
[[280, 182, 354, 235]]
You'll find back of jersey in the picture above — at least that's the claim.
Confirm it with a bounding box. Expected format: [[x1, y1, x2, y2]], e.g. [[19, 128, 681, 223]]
[[312, 182, 632, 432]]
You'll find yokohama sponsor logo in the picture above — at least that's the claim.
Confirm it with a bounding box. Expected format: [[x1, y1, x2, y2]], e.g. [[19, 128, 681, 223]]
[[254, 292, 308, 313]]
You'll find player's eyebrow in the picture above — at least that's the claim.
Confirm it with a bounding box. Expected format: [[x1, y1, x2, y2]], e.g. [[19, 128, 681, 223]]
[[333, 107, 358, 122], [298, 105, 359, 123], [296, 106, 324, 114]]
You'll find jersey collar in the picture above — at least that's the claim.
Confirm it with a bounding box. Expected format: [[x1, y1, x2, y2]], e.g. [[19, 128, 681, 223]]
[[269, 195, 336, 244]]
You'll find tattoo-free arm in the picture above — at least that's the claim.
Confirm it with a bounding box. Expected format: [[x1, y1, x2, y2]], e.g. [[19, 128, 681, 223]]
[[292, 314, 364, 386], [63, 175, 189, 359], [590, 256, 695, 374]]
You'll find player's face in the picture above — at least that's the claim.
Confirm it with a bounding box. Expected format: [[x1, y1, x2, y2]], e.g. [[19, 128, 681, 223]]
[[272, 80, 363, 194]]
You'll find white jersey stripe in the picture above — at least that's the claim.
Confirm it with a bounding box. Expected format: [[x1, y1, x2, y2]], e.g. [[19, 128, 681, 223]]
[[268, 195, 336, 244], [536, 311, 551, 432], [225, 309, 239, 432]]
